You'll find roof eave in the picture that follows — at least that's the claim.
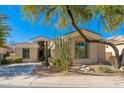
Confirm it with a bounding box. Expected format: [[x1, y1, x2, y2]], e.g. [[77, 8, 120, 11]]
[[64, 28, 101, 36]]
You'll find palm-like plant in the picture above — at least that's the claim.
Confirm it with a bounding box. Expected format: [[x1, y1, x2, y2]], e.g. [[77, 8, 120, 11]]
[[0, 14, 10, 47], [21, 5, 124, 68]]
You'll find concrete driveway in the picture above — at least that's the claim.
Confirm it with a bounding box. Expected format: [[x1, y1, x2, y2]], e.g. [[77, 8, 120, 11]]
[[0, 63, 124, 88], [0, 63, 41, 77]]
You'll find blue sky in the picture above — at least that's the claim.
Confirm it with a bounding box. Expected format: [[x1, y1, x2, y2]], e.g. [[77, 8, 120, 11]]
[[0, 5, 124, 44]]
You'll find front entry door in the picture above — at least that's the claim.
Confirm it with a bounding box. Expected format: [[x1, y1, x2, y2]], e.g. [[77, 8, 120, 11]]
[[38, 48, 45, 61]]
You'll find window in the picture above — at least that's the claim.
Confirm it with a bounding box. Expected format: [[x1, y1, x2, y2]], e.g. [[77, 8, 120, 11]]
[[23, 48, 30, 58], [75, 42, 88, 59]]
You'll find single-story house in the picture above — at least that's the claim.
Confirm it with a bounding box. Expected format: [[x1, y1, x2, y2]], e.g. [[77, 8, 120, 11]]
[[9, 36, 49, 62], [63, 29, 105, 65], [0, 29, 105, 65], [106, 36, 124, 61]]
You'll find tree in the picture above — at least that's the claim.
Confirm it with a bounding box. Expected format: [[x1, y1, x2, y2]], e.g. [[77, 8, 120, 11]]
[[0, 14, 10, 47], [21, 5, 124, 69]]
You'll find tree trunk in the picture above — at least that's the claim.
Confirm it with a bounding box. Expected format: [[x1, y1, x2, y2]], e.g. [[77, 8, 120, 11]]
[[66, 5, 122, 69], [44, 41, 49, 67]]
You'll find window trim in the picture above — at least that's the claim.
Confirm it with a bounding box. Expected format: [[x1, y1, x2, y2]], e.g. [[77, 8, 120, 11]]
[[22, 48, 30, 59]]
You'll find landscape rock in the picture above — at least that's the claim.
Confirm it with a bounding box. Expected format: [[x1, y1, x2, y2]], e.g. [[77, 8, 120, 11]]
[[79, 65, 95, 73], [120, 66, 124, 71]]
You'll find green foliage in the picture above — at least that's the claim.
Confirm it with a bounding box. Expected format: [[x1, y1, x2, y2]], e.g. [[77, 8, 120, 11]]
[[14, 57, 23, 63], [21, 5, 124, 32], [94, 5, 124, 31], [0, 14, 10, 47], [1, 57, 13, 64], [97, 65, 113, 73], [1, 59, 10, 64], [75, 43, 88, 58], [51, 36, 72, 72], [1, 57, 22, 65]]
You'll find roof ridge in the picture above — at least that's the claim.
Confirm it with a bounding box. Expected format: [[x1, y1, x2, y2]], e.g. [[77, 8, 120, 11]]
[[107, 35, 124, 40], [31, 35, 50, 40], [64, 28, 101, 36]]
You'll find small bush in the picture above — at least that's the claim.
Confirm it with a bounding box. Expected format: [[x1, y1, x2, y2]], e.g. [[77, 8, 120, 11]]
[[97, 65, 113, 73], [14, 57, 23, 63], [1, 57, 23, 65], [1, 57, 13, 64], [1, 59, 10, 64]]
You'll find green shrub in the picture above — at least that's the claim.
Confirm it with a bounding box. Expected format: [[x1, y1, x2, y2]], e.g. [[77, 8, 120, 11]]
[[1, 59, 10, 64], [51, 36, 72, 72], [97, 65, 113, 73], [14, 57, 23, 63], [1, 57, 23, 65], [1, 57, 13, 64]]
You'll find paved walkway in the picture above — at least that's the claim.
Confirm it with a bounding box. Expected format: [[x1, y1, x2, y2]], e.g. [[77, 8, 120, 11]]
[[0, 63, 124, 88], [0, 75, 124, 87]]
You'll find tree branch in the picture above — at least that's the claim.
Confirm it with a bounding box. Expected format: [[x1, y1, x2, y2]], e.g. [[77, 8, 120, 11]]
[[66, 5, 90, 42], [117, 10, 124, 16], [66, 5, 122, 69], [45, 6, 57, 12]]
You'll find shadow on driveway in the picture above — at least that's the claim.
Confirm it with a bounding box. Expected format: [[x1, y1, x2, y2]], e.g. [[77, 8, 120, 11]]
[[0, 63, 41, 77]]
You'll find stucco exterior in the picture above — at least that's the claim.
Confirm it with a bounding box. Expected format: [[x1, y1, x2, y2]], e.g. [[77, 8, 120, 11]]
[[105, 36, 124, 61], [70, 42, 105, 65], [97, 43, 105, 62], [11, 43, 39, 62], [106, 44, 124, 56], [0, 29, 105, 65], [51, 29, 105, 65]]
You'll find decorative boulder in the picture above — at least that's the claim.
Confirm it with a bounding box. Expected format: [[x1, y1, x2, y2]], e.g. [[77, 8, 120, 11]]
[[79, 65, 95, 73], [120, 66, 124, 71]]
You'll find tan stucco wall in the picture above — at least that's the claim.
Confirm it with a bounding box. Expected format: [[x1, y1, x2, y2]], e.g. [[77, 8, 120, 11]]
[[105, 44, 124, 62], [71, 42, 105, 65], [14, 48, 38, 62], [89, 43, 98, 63], [64, 30, 106, 65], [14, 43, 39, 48], [13, 43, 39, 62], [24, 48, 38, 62], [106, 44, 124, 56], [71, 42, 75, 59], [15, 48, 22, 58], [49, 41, 100, 65], [50, 30, 105, 65], [97, 43, 105, 62]]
